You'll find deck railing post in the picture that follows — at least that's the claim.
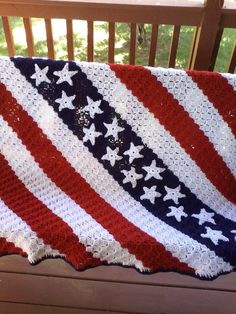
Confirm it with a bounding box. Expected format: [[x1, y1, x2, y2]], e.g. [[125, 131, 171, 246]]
[[66, 19, 74, 60], [190, 0, 224, 70], [1, 16, 15, 57], [23, 17, 35, 57], [228, 40, 236, 73], [208, 27, 224, 71], [44, 18, 55, 59], [87, 21, 94, 62]]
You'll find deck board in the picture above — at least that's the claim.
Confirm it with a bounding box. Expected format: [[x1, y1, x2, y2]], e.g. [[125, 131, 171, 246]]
[[0, 256, 235, 292], [0, 302, 126, 314], [0, 270, 235, 314]]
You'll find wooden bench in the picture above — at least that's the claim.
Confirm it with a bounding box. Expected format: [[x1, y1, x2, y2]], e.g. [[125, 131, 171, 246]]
[[0, 255, 236, 313]]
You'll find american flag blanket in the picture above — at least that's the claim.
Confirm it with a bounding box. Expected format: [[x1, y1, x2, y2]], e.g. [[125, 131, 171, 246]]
[[0, 57, 235, 280]]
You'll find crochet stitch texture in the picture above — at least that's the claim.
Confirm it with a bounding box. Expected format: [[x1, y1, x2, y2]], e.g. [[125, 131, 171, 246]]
[[0, 57, 235, 279]]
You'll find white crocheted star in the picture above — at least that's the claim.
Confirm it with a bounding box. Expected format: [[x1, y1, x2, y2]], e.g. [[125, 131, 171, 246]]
[[104, 117, 124, 139], [201, 227, 229, 245], [231, 230, 236, 241], [121, 167, 143, 188], [166, 206, 188, 222], [53, 63, 78, 85], [163, 185, 186, 204], [81, 96, 103, 119], [123, 143, 144, 163], [55, 90, 76, 111], [192, 208, 216, 226], [101, 146, 122, 166], [140, 186, 161, 204], [30, 64, 51, 86], [142, 160, 165, 181], [83, 123, 102, 146]]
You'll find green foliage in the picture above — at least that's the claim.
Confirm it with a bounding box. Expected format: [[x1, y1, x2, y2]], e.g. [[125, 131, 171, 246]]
[[0, 17, 235, 73], [176, 26, 195, 68], [215, 28, 236, 72]]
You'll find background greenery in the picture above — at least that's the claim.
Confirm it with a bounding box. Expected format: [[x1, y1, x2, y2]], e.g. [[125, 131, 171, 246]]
[[0, 17, 235, 72]]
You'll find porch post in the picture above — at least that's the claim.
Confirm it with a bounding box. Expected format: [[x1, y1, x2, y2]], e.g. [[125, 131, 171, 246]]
[[190, 0, 224, 70]]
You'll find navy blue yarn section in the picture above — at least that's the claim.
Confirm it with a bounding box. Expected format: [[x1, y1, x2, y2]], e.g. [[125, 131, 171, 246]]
[[12, 57, 236, 266]]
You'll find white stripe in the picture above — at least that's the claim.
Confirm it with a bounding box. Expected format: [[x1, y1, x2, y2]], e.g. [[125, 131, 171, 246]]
[[0, 58, 232, 277], [78, 61, 236, 222], [147, 67, 236, 178], [221, 73, 236, 92], [0, 198, 61, 263], [0, 115, 144, 271]]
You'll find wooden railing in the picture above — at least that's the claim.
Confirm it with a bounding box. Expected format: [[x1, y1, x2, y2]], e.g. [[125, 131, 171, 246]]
[[0, 0, 236, 72]]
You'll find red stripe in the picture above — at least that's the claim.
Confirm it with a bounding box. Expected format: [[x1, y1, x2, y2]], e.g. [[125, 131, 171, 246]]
[[0, 83, 193, 274], [187, 70, 236, 138], [110, 64, 236, 205], [0, 153, 101, 270], [0, 237, 26, 257]]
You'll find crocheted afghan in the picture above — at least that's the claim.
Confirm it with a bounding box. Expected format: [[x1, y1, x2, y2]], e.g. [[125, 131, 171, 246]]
[[0, 57, 235, 280]]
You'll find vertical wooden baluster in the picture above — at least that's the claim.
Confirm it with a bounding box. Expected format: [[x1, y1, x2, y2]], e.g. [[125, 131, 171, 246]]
[[66, 19, 74, 60], [44, 18, 55, 59], [228, 41, 236, 73], [2, 16, 15, 56], [129, 23, 136, 65], [148, 24, 158, 67], [108, 22, 115, 63], [188, 26, 199, 70], [87, 21, 94, 62], [23, 17, 35, 57], [208, 27, 223, 71], [168, 25, 181, 68]]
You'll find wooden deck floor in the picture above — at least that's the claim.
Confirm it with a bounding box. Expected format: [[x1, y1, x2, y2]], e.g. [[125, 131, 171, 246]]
[[0, 255, 235, 314]]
